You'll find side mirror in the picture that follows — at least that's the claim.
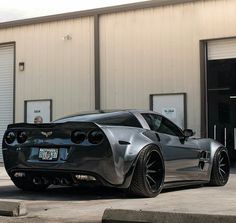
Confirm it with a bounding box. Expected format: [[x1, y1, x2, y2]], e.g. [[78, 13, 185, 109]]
[[183, 129, 195, 138]]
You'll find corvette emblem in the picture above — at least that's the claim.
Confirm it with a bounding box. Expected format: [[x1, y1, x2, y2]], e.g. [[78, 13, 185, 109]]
[[41, 131, 53, 138]]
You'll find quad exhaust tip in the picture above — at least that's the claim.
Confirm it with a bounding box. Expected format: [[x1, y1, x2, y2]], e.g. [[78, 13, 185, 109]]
[[60, 178, 71, 186], [75, 174, 96, 181], [33, 177, 42, 185], [32, 177, 49, 185], [52, 178, 60, 185], [29, 175, 96, 186]]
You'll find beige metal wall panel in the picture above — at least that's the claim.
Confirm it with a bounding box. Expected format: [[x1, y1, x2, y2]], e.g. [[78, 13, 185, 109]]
[[0, 17, 94, 122], [100, 0, 236, 135]]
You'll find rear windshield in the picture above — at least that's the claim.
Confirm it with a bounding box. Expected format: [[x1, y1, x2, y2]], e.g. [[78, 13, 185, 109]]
[[55, 112, 142, 128]]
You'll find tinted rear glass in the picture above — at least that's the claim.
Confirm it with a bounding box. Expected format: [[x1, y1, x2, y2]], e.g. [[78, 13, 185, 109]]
[[55, 112, 142, 128]]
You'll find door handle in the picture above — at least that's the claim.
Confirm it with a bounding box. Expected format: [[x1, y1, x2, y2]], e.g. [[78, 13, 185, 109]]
[[230, 96, 236, 99]]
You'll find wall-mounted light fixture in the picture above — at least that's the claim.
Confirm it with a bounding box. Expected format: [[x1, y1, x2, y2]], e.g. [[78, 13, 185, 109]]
[[19, 62, 25, 71], [62, 34, 72, 41]]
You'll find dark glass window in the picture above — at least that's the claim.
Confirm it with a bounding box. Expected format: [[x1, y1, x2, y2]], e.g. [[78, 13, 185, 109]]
[[94, 113, 142, 127], [207, 59, 236, 91], [55, 111, 142, 128], [142, 113, 162, 132], [142, 113, 183, 137]]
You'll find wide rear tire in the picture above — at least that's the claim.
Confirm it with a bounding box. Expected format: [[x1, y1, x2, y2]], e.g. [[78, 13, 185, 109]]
[[209, 147, 230, 186], [129, 145, 165, 198]]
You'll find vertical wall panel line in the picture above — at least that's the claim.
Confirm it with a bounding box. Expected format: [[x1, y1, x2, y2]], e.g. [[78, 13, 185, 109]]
[[94, 14, 100, 110]]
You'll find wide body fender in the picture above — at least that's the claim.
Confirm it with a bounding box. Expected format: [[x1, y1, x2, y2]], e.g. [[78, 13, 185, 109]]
[[100, 126, 162, 187], [196, 138, 226, 181]]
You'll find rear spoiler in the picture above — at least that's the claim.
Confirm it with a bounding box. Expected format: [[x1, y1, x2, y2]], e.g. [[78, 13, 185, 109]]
[[7, 122, 100, 130]]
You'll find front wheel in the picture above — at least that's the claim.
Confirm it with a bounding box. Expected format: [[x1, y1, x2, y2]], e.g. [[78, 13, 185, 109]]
[[129, 145, 165, 198], [209, 147, 230, 186]]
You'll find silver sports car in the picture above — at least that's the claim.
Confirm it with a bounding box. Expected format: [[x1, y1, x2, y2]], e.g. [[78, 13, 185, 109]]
[[2, 110, 230, 197]]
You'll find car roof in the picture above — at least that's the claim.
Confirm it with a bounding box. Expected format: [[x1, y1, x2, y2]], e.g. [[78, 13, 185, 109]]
[[53, 109, 184, 133], [55, 109, 158, 121]]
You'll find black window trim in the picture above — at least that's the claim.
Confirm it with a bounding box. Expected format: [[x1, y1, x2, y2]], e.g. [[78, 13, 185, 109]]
[[141, 113, 185, 138]]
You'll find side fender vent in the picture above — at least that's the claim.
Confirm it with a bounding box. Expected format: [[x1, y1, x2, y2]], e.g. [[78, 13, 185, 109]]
[[118, 141, 130, 145]]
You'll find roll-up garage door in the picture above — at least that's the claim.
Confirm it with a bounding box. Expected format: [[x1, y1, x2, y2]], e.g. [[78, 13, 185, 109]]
[[0, 44, 14, 161], [208, 38, 236, 60]]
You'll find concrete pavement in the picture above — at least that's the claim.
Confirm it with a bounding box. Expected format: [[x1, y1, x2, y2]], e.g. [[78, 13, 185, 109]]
[[0, 166, 236, 222]]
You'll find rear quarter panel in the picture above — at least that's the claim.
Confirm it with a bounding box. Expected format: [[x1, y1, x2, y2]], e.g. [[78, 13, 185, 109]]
[[100, 126, 160, 180]]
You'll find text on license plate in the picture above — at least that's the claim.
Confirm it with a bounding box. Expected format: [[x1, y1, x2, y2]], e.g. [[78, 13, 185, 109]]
[[38, 148, 58, 161]]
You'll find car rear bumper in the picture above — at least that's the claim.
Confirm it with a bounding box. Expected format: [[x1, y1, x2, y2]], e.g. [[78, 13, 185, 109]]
[[3, 145, 128, 187]]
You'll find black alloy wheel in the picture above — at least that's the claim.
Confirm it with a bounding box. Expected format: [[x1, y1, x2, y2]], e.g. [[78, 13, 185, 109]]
[[210, 147, 230, 186], [145, 150, 164, 193], [129, 145, 165, 198]]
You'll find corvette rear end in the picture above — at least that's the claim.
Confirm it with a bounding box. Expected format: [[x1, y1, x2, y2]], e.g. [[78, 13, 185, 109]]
[[2, 122, 129, 189]]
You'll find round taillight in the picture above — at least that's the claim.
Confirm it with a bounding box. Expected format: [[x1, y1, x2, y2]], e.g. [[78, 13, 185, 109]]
[[71, 131, 86, 144], [17, 131, 27, 144], [88, 130, 104, 144], [5, 131, 16, 144]]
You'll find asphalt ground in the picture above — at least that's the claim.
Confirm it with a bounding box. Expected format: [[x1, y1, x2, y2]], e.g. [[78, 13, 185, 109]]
[[0, 166, 236, 223]]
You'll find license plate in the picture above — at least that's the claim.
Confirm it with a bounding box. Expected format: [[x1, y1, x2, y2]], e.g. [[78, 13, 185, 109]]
[[38, 148, 58, 161]]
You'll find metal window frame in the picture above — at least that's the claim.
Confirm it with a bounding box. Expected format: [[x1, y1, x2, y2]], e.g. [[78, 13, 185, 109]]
[[24, 99, 53, 123]]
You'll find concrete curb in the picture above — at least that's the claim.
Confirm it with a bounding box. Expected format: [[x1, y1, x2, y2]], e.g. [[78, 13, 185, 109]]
[[0, 201, 27, 217], [102, 209, 236, 223]]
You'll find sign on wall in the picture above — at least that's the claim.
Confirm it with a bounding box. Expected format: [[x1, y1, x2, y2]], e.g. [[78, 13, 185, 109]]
[[150, 93, 186, 129], [25, 100, 52, 123]]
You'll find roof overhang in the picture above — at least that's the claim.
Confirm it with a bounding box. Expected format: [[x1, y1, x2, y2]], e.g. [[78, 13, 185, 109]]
[[0, 0, 200, 29]]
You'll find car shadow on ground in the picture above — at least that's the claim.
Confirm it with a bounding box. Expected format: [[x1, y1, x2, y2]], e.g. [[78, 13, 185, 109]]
[[161, 184, 203, 194], [230, 167, 236, 174], [0, 183, 206, 202], [0, 184, 128, 201]]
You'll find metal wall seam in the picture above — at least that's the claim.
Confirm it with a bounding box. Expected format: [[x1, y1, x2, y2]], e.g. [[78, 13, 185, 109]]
[[94, 14, 100, 110]]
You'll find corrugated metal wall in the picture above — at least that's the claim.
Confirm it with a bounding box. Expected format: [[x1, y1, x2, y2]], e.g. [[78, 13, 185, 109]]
[[0, 17, 94, 122], [0, 0, 236, 135], [100, 0, 236, 135], [0, 44, 14, 160]]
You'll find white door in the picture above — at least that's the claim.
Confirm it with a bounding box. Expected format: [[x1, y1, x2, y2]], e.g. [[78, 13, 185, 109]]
[[0, 44, 14, 161]]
